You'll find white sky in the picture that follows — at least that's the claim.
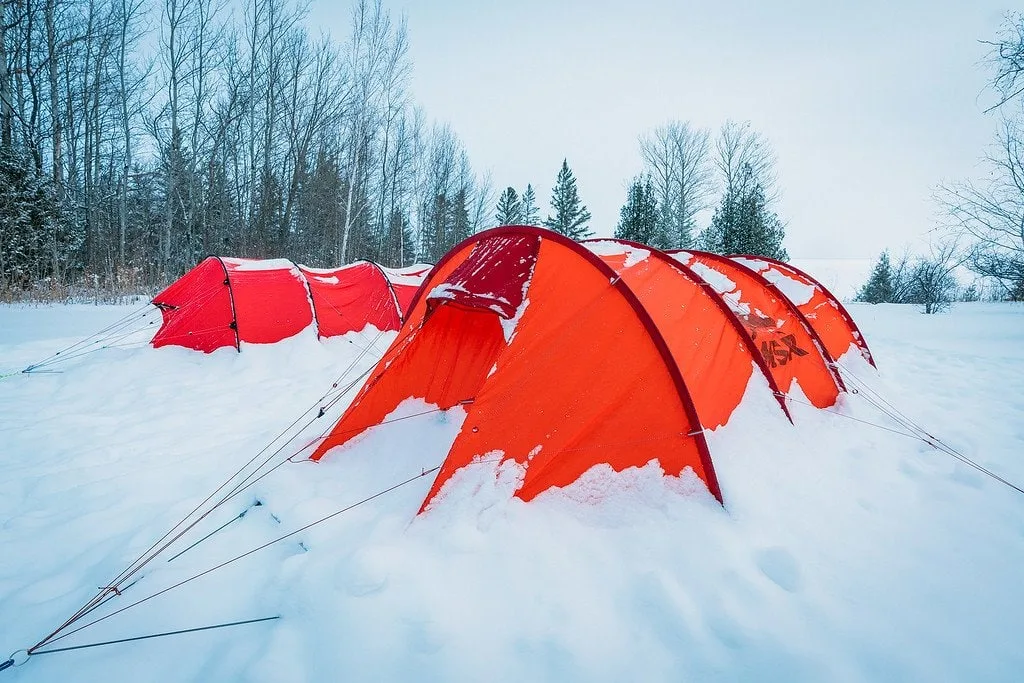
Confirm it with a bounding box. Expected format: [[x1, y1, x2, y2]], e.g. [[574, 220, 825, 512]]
[[309, 0, 1009, 259]]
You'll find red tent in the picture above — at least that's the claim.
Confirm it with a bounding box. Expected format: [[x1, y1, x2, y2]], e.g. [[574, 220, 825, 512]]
[[151, 257, 431, 353], [309, 227, 872, 510]]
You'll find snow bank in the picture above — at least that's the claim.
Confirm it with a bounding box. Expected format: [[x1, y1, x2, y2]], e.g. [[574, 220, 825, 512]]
[[1, 302, 1023, 681]]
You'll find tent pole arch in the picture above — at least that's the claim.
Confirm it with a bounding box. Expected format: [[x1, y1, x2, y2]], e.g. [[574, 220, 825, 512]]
[[213, 256, 241, 352], [680, 250, 847, 392], [730, 253, 876, 368], [582, 238, 793, 423], [365, 261, 406, 324], [407, 225, 724, 504], [291, 260, 323, 339]]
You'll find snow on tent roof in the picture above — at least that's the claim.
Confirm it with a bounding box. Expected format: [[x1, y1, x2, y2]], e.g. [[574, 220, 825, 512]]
[[310, 227, 871, 510], [729, 254, 876, 367], [151, 257, 432, 353], [380, 263, 433, 286]]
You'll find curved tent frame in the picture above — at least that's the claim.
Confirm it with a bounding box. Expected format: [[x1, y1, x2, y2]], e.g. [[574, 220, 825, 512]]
[[730, 254, 876, 367], [669, 249, 846, 405], [582, 238, 792, 423], [313, 225, 725, 505]]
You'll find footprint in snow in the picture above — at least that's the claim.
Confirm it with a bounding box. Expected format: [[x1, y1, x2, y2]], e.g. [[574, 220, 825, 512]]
[[754, 546, 802, 593]]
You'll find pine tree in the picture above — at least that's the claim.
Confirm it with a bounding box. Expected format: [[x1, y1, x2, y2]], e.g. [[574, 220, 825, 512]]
[[615, 176, 661, 246], [0, 146, 67, 290], [521, 184, 540, 225], [544, 160, 592, 239], [380, 209, 416, 267], [495, 187, 523, 225], [737, 181, 787, 260], [699, 164, 787, 259], [857, 251, 896, 303], [451, 186, 471, 244]]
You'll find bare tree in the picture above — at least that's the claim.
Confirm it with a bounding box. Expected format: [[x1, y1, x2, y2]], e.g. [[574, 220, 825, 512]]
[[0, 1, 11, 147], [984, 12, 1024, 112], [937, 118, 1024, 299], [715, 119, 777, 203], [639, 120, 714, 248], [906, 238, 964, 314]]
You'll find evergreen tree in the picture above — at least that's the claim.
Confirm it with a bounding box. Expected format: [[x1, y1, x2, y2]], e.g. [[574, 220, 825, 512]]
[[0, 146, 69, 290], [857, 251, 896, 303], [615, 176, 662, 246], [380, 209, 416, 267], [543, 160, 592, 239], [495, 186, 523, 225], [699, 164, 787, 259], [521, 184, 540, 225], [451, 186, 471, 244]]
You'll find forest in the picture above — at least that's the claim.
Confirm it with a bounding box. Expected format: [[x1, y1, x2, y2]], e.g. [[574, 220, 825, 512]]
[[2, 0, 1022, 307]]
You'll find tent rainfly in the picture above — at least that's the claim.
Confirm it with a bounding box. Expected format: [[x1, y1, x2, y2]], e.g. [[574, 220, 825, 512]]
[[308, 226, 874, 509], [151, 257, 431, 353]]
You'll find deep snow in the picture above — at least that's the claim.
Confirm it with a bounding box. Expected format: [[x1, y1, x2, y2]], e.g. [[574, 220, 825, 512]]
[[1, 301, 1022, 682]]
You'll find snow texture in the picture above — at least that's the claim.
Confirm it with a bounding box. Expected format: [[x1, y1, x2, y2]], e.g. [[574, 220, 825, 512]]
[[672, 251, 738, 294], [1, 302, 1023, 681], [584, 240, 651, 268], [733, 257, 816, 306], [379, 264, 432, 286], [223, 258, 298, 272]]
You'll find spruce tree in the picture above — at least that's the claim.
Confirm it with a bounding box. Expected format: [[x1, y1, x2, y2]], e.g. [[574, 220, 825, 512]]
[[495, 187, 523, 225], [857, 251, 896, 303], [0, 146, 66, 289], [698, 163, 787, 259], [615, 176, 660, 246], [543, 160, 592, 239], [521, 184, 541, 225]]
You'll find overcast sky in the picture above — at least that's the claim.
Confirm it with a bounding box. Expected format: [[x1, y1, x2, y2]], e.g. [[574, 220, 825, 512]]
[[310, 0, 1009, 259]]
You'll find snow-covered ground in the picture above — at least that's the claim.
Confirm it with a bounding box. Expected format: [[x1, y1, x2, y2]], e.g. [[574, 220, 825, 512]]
[[1, 301, 1022, 682]]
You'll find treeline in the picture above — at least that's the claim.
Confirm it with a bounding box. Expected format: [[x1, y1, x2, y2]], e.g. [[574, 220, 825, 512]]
[[493, 120, 790, 259], [857, 13, 1024, 311], [856, 246, 976, 314], [623, 119, 786, 259], [0, 0, 492, 295]]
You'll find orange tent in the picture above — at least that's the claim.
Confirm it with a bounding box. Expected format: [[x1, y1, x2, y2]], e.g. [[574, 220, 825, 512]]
[[310, 228, 869, 509], [670, 250, 845, 409], [583, 239, 791, 427], [729, 255, 876, 367]]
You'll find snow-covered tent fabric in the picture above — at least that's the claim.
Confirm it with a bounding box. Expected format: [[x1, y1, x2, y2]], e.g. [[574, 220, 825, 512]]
[[299, 262, 431, 338], [670, 250, 845, 409], [151, 257, 431, 353], [729, 255, 876, 367], [310, 228, 872, 510], [583, 239, 792, 427], [313, 226, 775, 509]]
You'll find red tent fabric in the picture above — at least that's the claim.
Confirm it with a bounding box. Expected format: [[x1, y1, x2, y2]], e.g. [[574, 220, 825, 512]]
[[730, 255, 876, 367], [151, 257, 431, 353], [152, 257, 312, 352]]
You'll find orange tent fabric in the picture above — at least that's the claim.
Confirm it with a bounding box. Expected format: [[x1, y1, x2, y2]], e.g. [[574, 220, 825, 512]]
[[670, 250, 844, 409], [730, 255, 876, 367], [311, 227, 724, 507], [583, 239, 791, 427], [152, 257, 430, 352]]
